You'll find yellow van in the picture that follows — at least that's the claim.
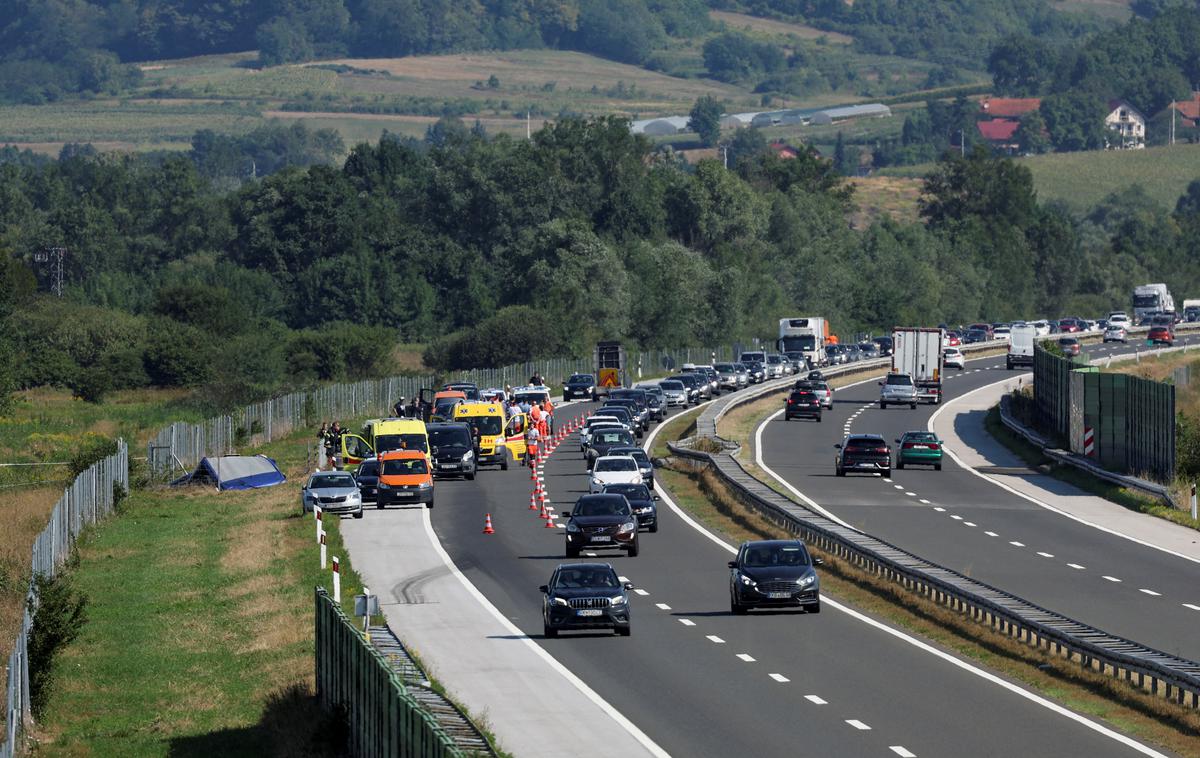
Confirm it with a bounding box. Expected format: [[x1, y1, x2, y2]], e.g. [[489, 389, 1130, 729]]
[[453, 403, 528, 469], [340, 418, 430, 470]]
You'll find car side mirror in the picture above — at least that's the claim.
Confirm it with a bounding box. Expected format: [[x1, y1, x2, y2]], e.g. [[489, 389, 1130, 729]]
[[727, 560, 738, 569], [561, 511, 571, 518], [834, 443, 842, 449], [877, 381, 884, 386], [652, 494, 659, 501], [538, 585, 549, 594], [813, 557, 824, 566], [895, 439, 901, 444], [623, 582, 634, 590]]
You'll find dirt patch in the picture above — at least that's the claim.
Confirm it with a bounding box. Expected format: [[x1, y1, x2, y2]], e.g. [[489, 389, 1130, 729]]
[[848, 175, 923, 229]]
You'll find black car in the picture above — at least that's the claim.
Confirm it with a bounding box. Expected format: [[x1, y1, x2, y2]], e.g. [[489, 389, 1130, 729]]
[[598, 404, 642, 438], [564, 373, 597, 401], [611, 388, 655, 423], [607, 445, 654, 485], [676, 373, 709, 402], [355, 458, 380, 506], [605, 397, 649, 432], [785, 389, 822, 421], [586, 428, 637, 470], [729, 539, 822, 614], [872, 336, 893, 356], [835, 434, 891, 477], [541, 563, 633, 637], [744, 361, 767, 383], [857, 342, 881, 359], [563, 494, 640, 557], [962, 329, 989, 345], [426, 422, 477, 480], [601, 482, 658, 532]]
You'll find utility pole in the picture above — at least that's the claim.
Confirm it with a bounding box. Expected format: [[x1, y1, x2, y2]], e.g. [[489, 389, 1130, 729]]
[[33, 246, 65, 297], [526, 111, 531, 140], [1171, 100, 1176, 146]]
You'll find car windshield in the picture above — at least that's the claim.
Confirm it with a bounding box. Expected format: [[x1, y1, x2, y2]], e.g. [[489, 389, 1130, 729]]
[[382, 458, 429, 475], [1060, 338, 1078, 345], [357, 462, 379, 477], [767, 356, 782, 364], [375, 434, 428, 453], [595, 458, 637, 472], [457, 415, 503, 436], [944, 349, 959, 356], [714, 364, 735, 372], [574, 497, 632, 517], [433, 398, 460, 416], [568, 374, 594, 383], [885, 374, 913, 386], [596, 431, 633, 445], [515, 392, 547, 405], [310, 474, 355, 489], [555, 567, 620, 589], [742, 544, 810, 568], [445, 386, 479, 400], [847, 437, 884, 449], [604, 484, 651, 499], [428, 428, 471, 447], [660, 380, 684, 390]]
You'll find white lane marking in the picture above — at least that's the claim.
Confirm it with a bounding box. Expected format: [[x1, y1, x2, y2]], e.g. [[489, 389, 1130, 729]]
[[1139, 589, 1162, 597], [648, 394, 1170, 758], [618, 576, 630, 582], [1184, 604, 1200, 611], [905, 492, 917, 497], [706, 635, 725, 644], [890, 747, 917, 757], [950, 515, 963, 521], [736, 653, 755, 662], [894, 485, 904, 490], [934, 507, 946, 512], [964, 522, 977, 527], [769, 673, 790, 683], [655, 603, 671, 610], [930, 373, 1200, 568], [584, 552, 597, 557], [1037, 552, 1055, 558], [679, 619, 696, 627], [1068, 563, 1086, 570], [1102, 576, 1121, 583], [883, 478, 893, 483], [846, 719, 872, 730], [1009, 541, 1025, 547], [556, 523, 566, 528], [634, 589, 650, 596], [919, 499, 930, 504], [419, 510, 671, 758], [805, 695, 827, 705]]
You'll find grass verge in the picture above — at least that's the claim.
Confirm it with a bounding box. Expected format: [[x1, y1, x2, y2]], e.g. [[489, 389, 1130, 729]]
[[984, 405, 1200, 533], [655, 431, 1200, 756]]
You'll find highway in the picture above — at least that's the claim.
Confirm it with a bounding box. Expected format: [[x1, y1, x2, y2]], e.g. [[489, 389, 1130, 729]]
[[759, 336, 1200, 663], [419, 395, 1171, 757]]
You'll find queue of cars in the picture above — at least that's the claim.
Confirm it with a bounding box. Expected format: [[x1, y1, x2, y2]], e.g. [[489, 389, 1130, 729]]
[[833, 430, 945, 476]]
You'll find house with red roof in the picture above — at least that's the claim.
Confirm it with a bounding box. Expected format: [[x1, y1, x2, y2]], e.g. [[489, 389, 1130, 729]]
[[979, 97, 1041, 119], [976, 118, 1021, 153]]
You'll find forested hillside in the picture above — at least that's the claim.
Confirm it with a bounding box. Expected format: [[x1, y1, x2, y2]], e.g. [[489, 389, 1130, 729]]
[[2, 117, 1198, 413]]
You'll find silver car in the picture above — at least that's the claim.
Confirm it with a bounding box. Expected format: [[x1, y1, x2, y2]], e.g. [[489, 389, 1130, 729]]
[[732, 363, 751, 387], [659, 379, 688, 407], [302, 471, 363, 519], [1103, 325, 1128, 343], [713, 363, 741, 391], [765, 355, 787, 378]]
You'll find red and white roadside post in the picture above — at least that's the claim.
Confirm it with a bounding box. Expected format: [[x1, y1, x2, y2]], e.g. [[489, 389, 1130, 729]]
[[314, 505, 323, 543], [1083, 426, 1095, 458], [332, 556, 341, 604], [319, 530, 327, 569]]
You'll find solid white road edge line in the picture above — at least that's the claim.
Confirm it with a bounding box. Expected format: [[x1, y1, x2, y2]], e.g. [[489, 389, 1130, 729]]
[[928, 373, 1200, 567], [420, 510, 671, 758], [644, 408, 1169, 758]]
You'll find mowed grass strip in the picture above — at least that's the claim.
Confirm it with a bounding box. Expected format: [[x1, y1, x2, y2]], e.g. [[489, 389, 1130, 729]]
[[31, 430, 368, 757]]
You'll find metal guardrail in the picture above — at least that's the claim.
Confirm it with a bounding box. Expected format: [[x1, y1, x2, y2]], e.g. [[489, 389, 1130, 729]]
[[674, 342, 1200, 709], [3, 442, 129, 758], [315, 588, 465, 758]]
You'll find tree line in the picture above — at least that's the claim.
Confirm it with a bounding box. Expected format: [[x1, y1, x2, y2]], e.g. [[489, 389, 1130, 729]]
[[2, 116, 1198, 413]]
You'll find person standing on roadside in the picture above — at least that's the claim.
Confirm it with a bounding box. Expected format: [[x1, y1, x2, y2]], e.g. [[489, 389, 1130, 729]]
[[525, 422, 541, 467]]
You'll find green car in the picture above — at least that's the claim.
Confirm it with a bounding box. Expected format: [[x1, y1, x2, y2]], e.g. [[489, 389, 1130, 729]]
[[895, 431, 943, 470]]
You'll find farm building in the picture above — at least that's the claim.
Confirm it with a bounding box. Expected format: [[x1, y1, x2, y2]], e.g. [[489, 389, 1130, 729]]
[[979, 97, 1041, 118], [630, 116, 691, 135], [809, 103, 891, 125]]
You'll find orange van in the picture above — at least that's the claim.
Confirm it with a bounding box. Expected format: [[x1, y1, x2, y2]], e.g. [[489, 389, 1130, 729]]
[[377, 450, 434, 509]]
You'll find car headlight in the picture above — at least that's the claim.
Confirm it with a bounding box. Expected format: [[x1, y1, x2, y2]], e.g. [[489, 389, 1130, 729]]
[[617, 521, 636, 534], [377, 482, 390, 489], [591, 477, 603, 486], [738, 573, 756, 587], [418, 481, 432, 489], [566, 521, 580, 533], [798, 574, 816, 587], [552, 597, 570, 607], [610, 595, 627, 606], [348, 492, 361, 501], [462, 450, 474, 462]]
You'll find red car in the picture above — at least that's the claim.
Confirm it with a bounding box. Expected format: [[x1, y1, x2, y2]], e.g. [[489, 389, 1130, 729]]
[[944, 331, 961, 347], [1057, 319, 1082, 333], [1148, 326, 1174, 346], [1058, 337, 1081, 356], [967, 323, 993, 339]]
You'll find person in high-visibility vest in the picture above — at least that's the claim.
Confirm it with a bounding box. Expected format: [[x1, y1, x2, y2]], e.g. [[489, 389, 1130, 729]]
[[541, 398, 554, 434], [536, 414, 548, 438], [525, 424, 541, 467]]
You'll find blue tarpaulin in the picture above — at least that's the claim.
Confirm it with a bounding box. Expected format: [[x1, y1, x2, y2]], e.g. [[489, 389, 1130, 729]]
[[173, 455, 286, 490]]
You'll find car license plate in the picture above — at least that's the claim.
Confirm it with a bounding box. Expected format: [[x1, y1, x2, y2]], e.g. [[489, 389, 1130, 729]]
[[767, 592, 792, 599], [912, 445, 928, 449], [590, 536, 612, 543], [396, 491, 414, 497], [439, 464, 456, 470], [577, 609, 603, 617]]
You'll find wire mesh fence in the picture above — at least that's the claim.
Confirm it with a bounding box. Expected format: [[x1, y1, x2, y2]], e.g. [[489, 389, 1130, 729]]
[[3, 441, 128, 758]]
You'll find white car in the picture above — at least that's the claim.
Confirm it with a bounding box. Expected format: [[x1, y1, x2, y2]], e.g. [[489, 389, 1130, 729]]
[[943, 347, 965, 370], [993, 326, 1011, 342], [589, 456, 643, 493], [1108, 312, 1131, 327], [1031, 320, 1051, 336]]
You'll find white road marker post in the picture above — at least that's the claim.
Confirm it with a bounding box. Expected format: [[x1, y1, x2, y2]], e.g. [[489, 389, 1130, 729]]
[[1191, 482, 1197, 522], [332, 556, 341, 604], [363, 587, 371, 641], [319, 529, 327, 569]]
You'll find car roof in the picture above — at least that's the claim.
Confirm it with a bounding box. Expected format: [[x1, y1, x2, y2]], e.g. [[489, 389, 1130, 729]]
[[739, 538, 807, 549], [554, 562, 615, 573], [596, 454, 636, 461], [847, 434, 885, 441]]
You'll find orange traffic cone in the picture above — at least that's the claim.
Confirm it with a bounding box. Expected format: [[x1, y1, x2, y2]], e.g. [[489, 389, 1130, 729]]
[[544, 509, 557, 528], [539, 499, 549, 520], [483, 513, 495, 534], [530, 492, 539, 510]]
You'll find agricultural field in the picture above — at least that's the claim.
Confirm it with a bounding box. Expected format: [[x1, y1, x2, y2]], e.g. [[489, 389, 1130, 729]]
[[1049, 0, 1132, 20], [708, 10, 854, 44], [847, 175, 924, 229]]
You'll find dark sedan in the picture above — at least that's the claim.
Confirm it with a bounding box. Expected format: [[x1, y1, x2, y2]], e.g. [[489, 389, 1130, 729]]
[[784, 389, 822, 422], [729, 539, 822, 614], [835, 434, 891, 477], [541, 563, 633, 637], [563, 373, 597, 401], [564, 494, 640, 557], [355, 458, 380, 506], [601, 482, 658, 532]]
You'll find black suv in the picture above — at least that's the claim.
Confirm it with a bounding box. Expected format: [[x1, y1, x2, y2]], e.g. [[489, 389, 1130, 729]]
[[541, 563, 633, 637], [604, 398, 649, 432], [785, 389, 822, 422], [426, 422, 477, 480], [835, 434, 892, 477], [564, 494, 640, 557], [599, 403, 644, 436], [728, 539, 822, 614], [564, 374, 597, 401], [355, 458, 380, 506], [601, 482, 658, 532], [610, 389, 655, 424]]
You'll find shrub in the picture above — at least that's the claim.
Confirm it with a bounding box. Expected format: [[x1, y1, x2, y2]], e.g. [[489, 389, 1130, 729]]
[[68, 366, 113, 404], [27, 571, 88, 718], [1177, 414, 1200, 480], [68, 434, 118, 477]]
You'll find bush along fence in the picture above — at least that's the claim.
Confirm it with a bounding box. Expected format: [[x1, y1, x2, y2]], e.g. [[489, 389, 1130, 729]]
[[1034, 345, 1176, 481], [315, 588, 465, 758], [2, 441, 129, 758], [147, 345, 737, 479]]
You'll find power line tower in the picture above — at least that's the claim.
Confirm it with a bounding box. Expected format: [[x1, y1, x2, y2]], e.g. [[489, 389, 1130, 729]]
[[33, 246, 66, 297]]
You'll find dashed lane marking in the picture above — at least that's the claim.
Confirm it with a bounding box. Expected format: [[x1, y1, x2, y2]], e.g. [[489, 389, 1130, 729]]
[[919, 499, 930, 504], [584, 552, 597, 557], [905, 492, 917, 497], [679, 619, 696, 627], [893, 485, 904, 490], [1102, 576, 1121, 583], [1184, 604, 1200, 611], [934, 507, 946, 512], [1037, 552, 1054, 558], [890, 747, 917, 757], [736, 653, 755, 662], [846, 719, 872, 730], [985, 531, 999, 537], [1068, 563, 1086, 570], [805, 695, 827, 705], [634, 589, 650, 596], [1009, 541, 1025, 547], [706, 635, 725, 644], [655, 603, 671, 610], [950, 515, 963, 521], [769, 673, 790, 683], [618, 576, 629, 582], [964, 522, 977, 527], [1139, 589, 1162, 597]]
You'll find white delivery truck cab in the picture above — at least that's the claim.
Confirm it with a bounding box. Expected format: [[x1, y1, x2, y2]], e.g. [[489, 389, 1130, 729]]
[[1007, 323, 1036, 370]]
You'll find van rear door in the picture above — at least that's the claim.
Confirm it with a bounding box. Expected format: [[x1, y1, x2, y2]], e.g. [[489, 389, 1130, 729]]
[[504, 414, 528, 460]]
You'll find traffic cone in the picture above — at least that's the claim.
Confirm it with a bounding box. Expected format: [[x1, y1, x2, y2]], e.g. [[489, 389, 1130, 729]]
[[529, 492, 538, 510], [483, 513, 495, 534], [539, 499, 549, 519], [530, 464, 537, 480], [544, 509, 557, 528]]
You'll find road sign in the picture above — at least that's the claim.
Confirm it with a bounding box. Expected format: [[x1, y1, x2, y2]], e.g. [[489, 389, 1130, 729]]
[[599, 368, 620, 388]]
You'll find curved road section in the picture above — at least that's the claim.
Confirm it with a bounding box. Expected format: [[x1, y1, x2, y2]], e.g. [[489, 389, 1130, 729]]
[[348, 396, 1170, 757], [758, 337, 1200, 663]]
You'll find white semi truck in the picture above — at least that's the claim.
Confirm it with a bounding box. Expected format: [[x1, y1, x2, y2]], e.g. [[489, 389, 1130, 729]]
[[1132, 283, 1174, 321], [890, 327, 945, 405]]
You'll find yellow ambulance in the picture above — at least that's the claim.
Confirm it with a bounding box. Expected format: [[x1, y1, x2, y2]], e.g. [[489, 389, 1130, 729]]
[[452, 402, 529, 469]]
